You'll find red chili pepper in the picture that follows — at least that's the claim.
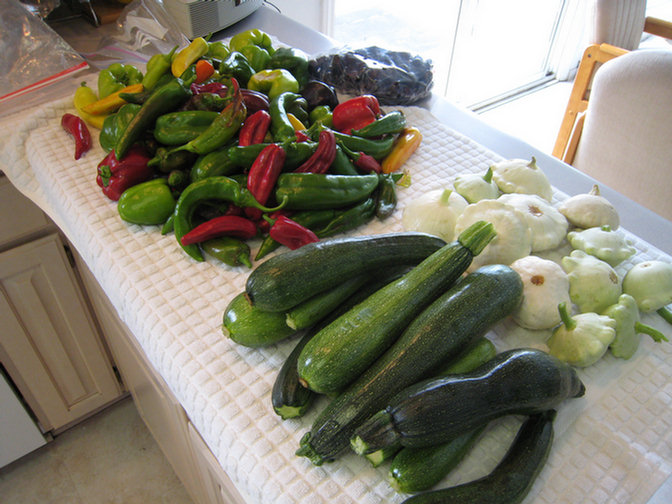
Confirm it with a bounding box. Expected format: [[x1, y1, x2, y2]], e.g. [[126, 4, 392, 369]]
[[295, 130, 311, 142], [354, 152, 382, 173], [294, 129, 336, 173], [239, 110, 271, 146], [245, 143, 286, 220], [61, 113, 91, 160], [180, 215, 258, 246], [190, 82, 228, 96], [269, 215, 319, 250], [96, 146, 153, 201], [332, 95, 380, 134], [256, 209, 293, 234]]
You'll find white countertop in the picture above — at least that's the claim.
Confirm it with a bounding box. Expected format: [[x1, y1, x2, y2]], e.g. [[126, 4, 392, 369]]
[[2, 6, 672, 504]]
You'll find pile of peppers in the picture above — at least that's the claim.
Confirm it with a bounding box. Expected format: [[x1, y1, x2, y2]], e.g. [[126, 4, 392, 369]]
[[76, 29, 422, 268]]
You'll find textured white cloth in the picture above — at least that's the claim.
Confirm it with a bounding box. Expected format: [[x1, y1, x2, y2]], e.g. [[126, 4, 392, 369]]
[[0, 97, 670, 503]]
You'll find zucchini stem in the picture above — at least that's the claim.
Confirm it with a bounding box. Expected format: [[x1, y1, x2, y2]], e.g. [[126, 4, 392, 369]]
[[350, 409, 399, 456], [456, 220, 496, 257]]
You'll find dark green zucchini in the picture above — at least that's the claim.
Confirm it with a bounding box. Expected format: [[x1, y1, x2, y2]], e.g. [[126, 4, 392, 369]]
[[351, 349, 584, 454], [367, 338, 496, 469], [272, 268, 412, 420], [296, 222, 496, 395], [295, 263, 522, 466], [222, 292, 296, 348], [245, 232, 448, 312], [285, 274, 370, 330], [401, 410, 557, 504]]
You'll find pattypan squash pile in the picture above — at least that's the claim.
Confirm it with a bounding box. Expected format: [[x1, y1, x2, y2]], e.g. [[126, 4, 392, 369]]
[[400, 156, 671, 368]]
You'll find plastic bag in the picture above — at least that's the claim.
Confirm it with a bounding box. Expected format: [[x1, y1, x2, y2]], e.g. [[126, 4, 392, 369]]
[[85, 0, 189, 70], [309, 46, 434, 105], [0, 1, 88, 112]]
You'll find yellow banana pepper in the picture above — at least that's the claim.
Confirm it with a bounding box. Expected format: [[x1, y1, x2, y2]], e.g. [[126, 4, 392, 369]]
[[82, 83, 144, 116], [381, 127, 423, 174], [73, 83, 108, 129], [171, 37, 209, 78], [287, 113, 306, 131]]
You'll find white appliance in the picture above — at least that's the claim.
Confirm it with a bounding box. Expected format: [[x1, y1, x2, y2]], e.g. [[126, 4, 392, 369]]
[[0, 371, 47, 467], [162, 0, 264, 39]]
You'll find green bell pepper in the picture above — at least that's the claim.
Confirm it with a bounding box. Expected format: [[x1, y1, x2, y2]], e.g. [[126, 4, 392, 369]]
[[248, 69, 299, 100], [207, 41, 231, 61], [98, 63, 144, 99], [117, 178, 176, 226], [229, 29, 274, 55], [239, 45, 272, 72], [309, 105, 333, 128], [218, 52, 255, 87], [268, 47, 310, 88], [99, 103, 141, 153]]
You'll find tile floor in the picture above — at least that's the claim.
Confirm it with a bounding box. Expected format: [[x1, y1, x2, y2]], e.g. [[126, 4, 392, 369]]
[[0, 397, 194, 504]]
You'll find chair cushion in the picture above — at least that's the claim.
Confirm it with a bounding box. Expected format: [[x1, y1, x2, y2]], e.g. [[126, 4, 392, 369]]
[[573, 49, 672, 220]]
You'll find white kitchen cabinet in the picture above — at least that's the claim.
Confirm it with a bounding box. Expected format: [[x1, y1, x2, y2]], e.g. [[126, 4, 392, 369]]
[[0, 233, 123, 432]]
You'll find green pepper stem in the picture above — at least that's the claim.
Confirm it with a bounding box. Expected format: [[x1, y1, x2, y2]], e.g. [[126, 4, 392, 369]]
[[557, 302, 576, 331], [634, 321, 669, 343], [656, 306, 672, 326]]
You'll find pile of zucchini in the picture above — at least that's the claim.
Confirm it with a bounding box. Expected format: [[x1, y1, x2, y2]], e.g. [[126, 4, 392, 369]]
[[223, 221, 587, 501]]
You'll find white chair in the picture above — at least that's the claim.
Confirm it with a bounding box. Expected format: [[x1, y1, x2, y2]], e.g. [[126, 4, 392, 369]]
[[567, 49, 672, 221]]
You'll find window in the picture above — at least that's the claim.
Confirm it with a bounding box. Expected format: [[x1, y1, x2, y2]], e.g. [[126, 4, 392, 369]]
[[329, 0, 583, 109]]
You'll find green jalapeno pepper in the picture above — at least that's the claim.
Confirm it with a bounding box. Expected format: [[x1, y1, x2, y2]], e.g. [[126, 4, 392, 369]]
[[270, 92, 305, 142], [147, 147, 198, 174], [154, 110, 219, 145], [351, 110, 406, 137], [98, 63, 143, 98], [117, 178, 176, 226], [190, 148, 239, 182], [330, 145, 359, 175], [178, 83, 246, 156], [248, 69, 299, 100], [115, 78, 192, 159], [142, 47, 177, 91], [201, 236, 252, 268], [332, 129, 396, 160], [316, 197, 377, 237], [174, 176, 287, 261], [275, 173, 380, 210], [375, 174, 398, 219]]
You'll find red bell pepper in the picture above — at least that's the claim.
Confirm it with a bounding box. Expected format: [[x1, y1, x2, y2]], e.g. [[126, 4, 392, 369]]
[[269, 215, 319, 250], [61, 113, 91, 160], [294, 129, 336, 173], [239, 110, 271, 146], [332, 95, 380, 134], [96, 146, 153, 201], [180, 215, 257, 246]]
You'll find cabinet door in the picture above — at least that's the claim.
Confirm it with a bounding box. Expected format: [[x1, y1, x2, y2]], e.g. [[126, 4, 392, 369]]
[[0, 234, 122, 432]]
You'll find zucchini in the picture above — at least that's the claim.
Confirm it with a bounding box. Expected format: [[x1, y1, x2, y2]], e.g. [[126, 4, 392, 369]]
[[367, 338, 495, 469], [351, 348, 584, 454], [245, 232, 448, 312], [222, 292, 296, 347], [273, 268, 411, 420], [296, 263, 522, 465], [401, 410, 557, 504], [296, 221, 496, 395], [285, 274, 370, 330]]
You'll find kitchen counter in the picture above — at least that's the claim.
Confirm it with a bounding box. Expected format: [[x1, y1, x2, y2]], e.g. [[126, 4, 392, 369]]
[[2, 5, 672, 504]]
